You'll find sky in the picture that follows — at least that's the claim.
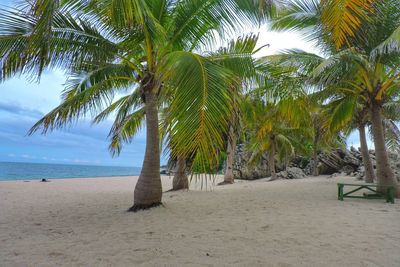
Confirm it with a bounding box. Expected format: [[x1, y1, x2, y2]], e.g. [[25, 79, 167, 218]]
[[0, 2, 366, 167]]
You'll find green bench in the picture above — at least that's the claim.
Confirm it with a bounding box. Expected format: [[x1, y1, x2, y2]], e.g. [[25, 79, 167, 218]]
[[337, 183, 395, 204]]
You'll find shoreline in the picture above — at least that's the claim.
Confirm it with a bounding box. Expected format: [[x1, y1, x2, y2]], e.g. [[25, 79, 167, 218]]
[[0, 175, 142, 182]]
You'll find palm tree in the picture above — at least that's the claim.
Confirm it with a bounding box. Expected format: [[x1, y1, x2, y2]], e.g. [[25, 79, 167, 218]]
[[171, 155, 190, 191], [243, 88, 311, 181], [325, 94, 376, 182], [308, 107, 332, 176], [271, 0, 400, 196], [312, 49, 399, 194], [221, 121, 238, 184], [0, 0, 266, 211], [258, 48, 343, 176], [214, 34, 263, 185]]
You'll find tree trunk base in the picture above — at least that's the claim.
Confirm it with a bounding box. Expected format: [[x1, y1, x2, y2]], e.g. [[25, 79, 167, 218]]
[[127, 202, 162, 212], [217, 180, 234, 186], [172, 177, 189, 191]]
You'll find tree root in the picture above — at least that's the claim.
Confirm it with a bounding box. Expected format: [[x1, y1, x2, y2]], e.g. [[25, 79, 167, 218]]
[[127, 202, 163, 212]]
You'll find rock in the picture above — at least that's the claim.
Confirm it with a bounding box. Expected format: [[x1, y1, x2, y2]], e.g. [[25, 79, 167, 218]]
[[356, 173, 363, 180], [328, 173, 340, 178], [233, 144, 270, 180], [319, 150, 344, 171], [286, 167, 306, 179], [277, 171, 288, 179], [341, 165, 355, 175], [275, 167, 306, 180], [316, 148, 361, 175], [230, 143, 400, 182], [289, 156, 310, 169]]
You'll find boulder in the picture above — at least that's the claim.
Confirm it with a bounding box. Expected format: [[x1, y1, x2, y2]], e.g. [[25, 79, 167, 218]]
[[230, 143, 400, 181], [286, 167, 306, 179], [233, 144, 270, 180], [276, 171, 288, 179], [341, 165, 355, 175]]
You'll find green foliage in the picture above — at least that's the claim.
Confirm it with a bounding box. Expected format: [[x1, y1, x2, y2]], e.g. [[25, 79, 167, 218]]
[[0, 0, 267, 175]]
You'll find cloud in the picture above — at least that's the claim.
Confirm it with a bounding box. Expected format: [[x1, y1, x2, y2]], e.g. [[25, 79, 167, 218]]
[[0, 101, 44, 119], [0, 100, 148, 166], [21, 154, 36, 159]]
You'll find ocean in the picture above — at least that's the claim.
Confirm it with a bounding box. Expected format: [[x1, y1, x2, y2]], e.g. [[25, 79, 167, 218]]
[[0, 162, 141, 181]]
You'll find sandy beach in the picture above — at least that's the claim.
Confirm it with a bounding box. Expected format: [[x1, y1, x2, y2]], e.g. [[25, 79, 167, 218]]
[[0, 175, 399, 267]]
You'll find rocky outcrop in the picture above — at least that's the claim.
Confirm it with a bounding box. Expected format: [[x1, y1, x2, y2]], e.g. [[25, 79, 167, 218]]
[[303, 148, 361, 176], [232, 144, 270, 180], [232, 144, 400, 182], [276, 167, 306, 180]]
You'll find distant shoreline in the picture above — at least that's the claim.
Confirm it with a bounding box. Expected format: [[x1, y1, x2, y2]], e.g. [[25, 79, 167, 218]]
[[0, 161, 143, 181], [0, 161, 139, 169], [0, 174, 176, 183], [0, 174, 137, 182]]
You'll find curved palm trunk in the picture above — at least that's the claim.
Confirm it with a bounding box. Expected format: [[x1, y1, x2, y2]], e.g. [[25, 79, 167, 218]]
[[358, 124, 376, 183], [369, 102, 398, 197], [269, 138, 277, 181], [172, 155, 189, 190], [220, 125, 236, 185], [129, 91, 162, 212]]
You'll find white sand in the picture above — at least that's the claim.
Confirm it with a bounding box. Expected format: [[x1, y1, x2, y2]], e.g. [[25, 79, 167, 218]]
[[1, 175, 399, 267]]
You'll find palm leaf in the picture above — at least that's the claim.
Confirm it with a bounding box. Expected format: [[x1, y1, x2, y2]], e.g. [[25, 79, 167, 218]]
[[28, 64, 135, 134], [109, 108, 146, 156], [370, 25, 400, 60], [161, 51, 236, 164], [320, 0, 373, 49]]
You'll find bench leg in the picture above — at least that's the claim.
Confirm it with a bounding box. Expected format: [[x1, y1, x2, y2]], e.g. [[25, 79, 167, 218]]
[[337, 184, 340, 200], [338, 185, 344, 201], [386, 187, 395, 204]]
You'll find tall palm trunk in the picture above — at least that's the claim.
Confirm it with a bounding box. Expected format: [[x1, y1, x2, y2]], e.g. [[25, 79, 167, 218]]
[[172, 155, 189, 190], [312, 148, 319, 176], [358, 124, 376, 183], [269, 137, 277, 181], [129, 90, 162, 211], [220, 125, 236, 185], [312, 131, 320, 176], [369, 101, 398, 197]]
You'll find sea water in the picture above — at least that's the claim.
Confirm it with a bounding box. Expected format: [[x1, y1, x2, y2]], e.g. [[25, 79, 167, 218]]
[[0, 162, 141, 181]]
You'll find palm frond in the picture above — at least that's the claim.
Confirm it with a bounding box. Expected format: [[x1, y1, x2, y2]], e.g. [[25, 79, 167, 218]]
[[207, 33, 258, 82], [161, 51, 236, 164], [29, 64, 136, 134], [383, 119, 400, 153], [271, 0, 320, 34], [370, 25, 400, 60], [109, 108, 146, 156], [321, 0, 373, 49], [326, 95, 357, 132]]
